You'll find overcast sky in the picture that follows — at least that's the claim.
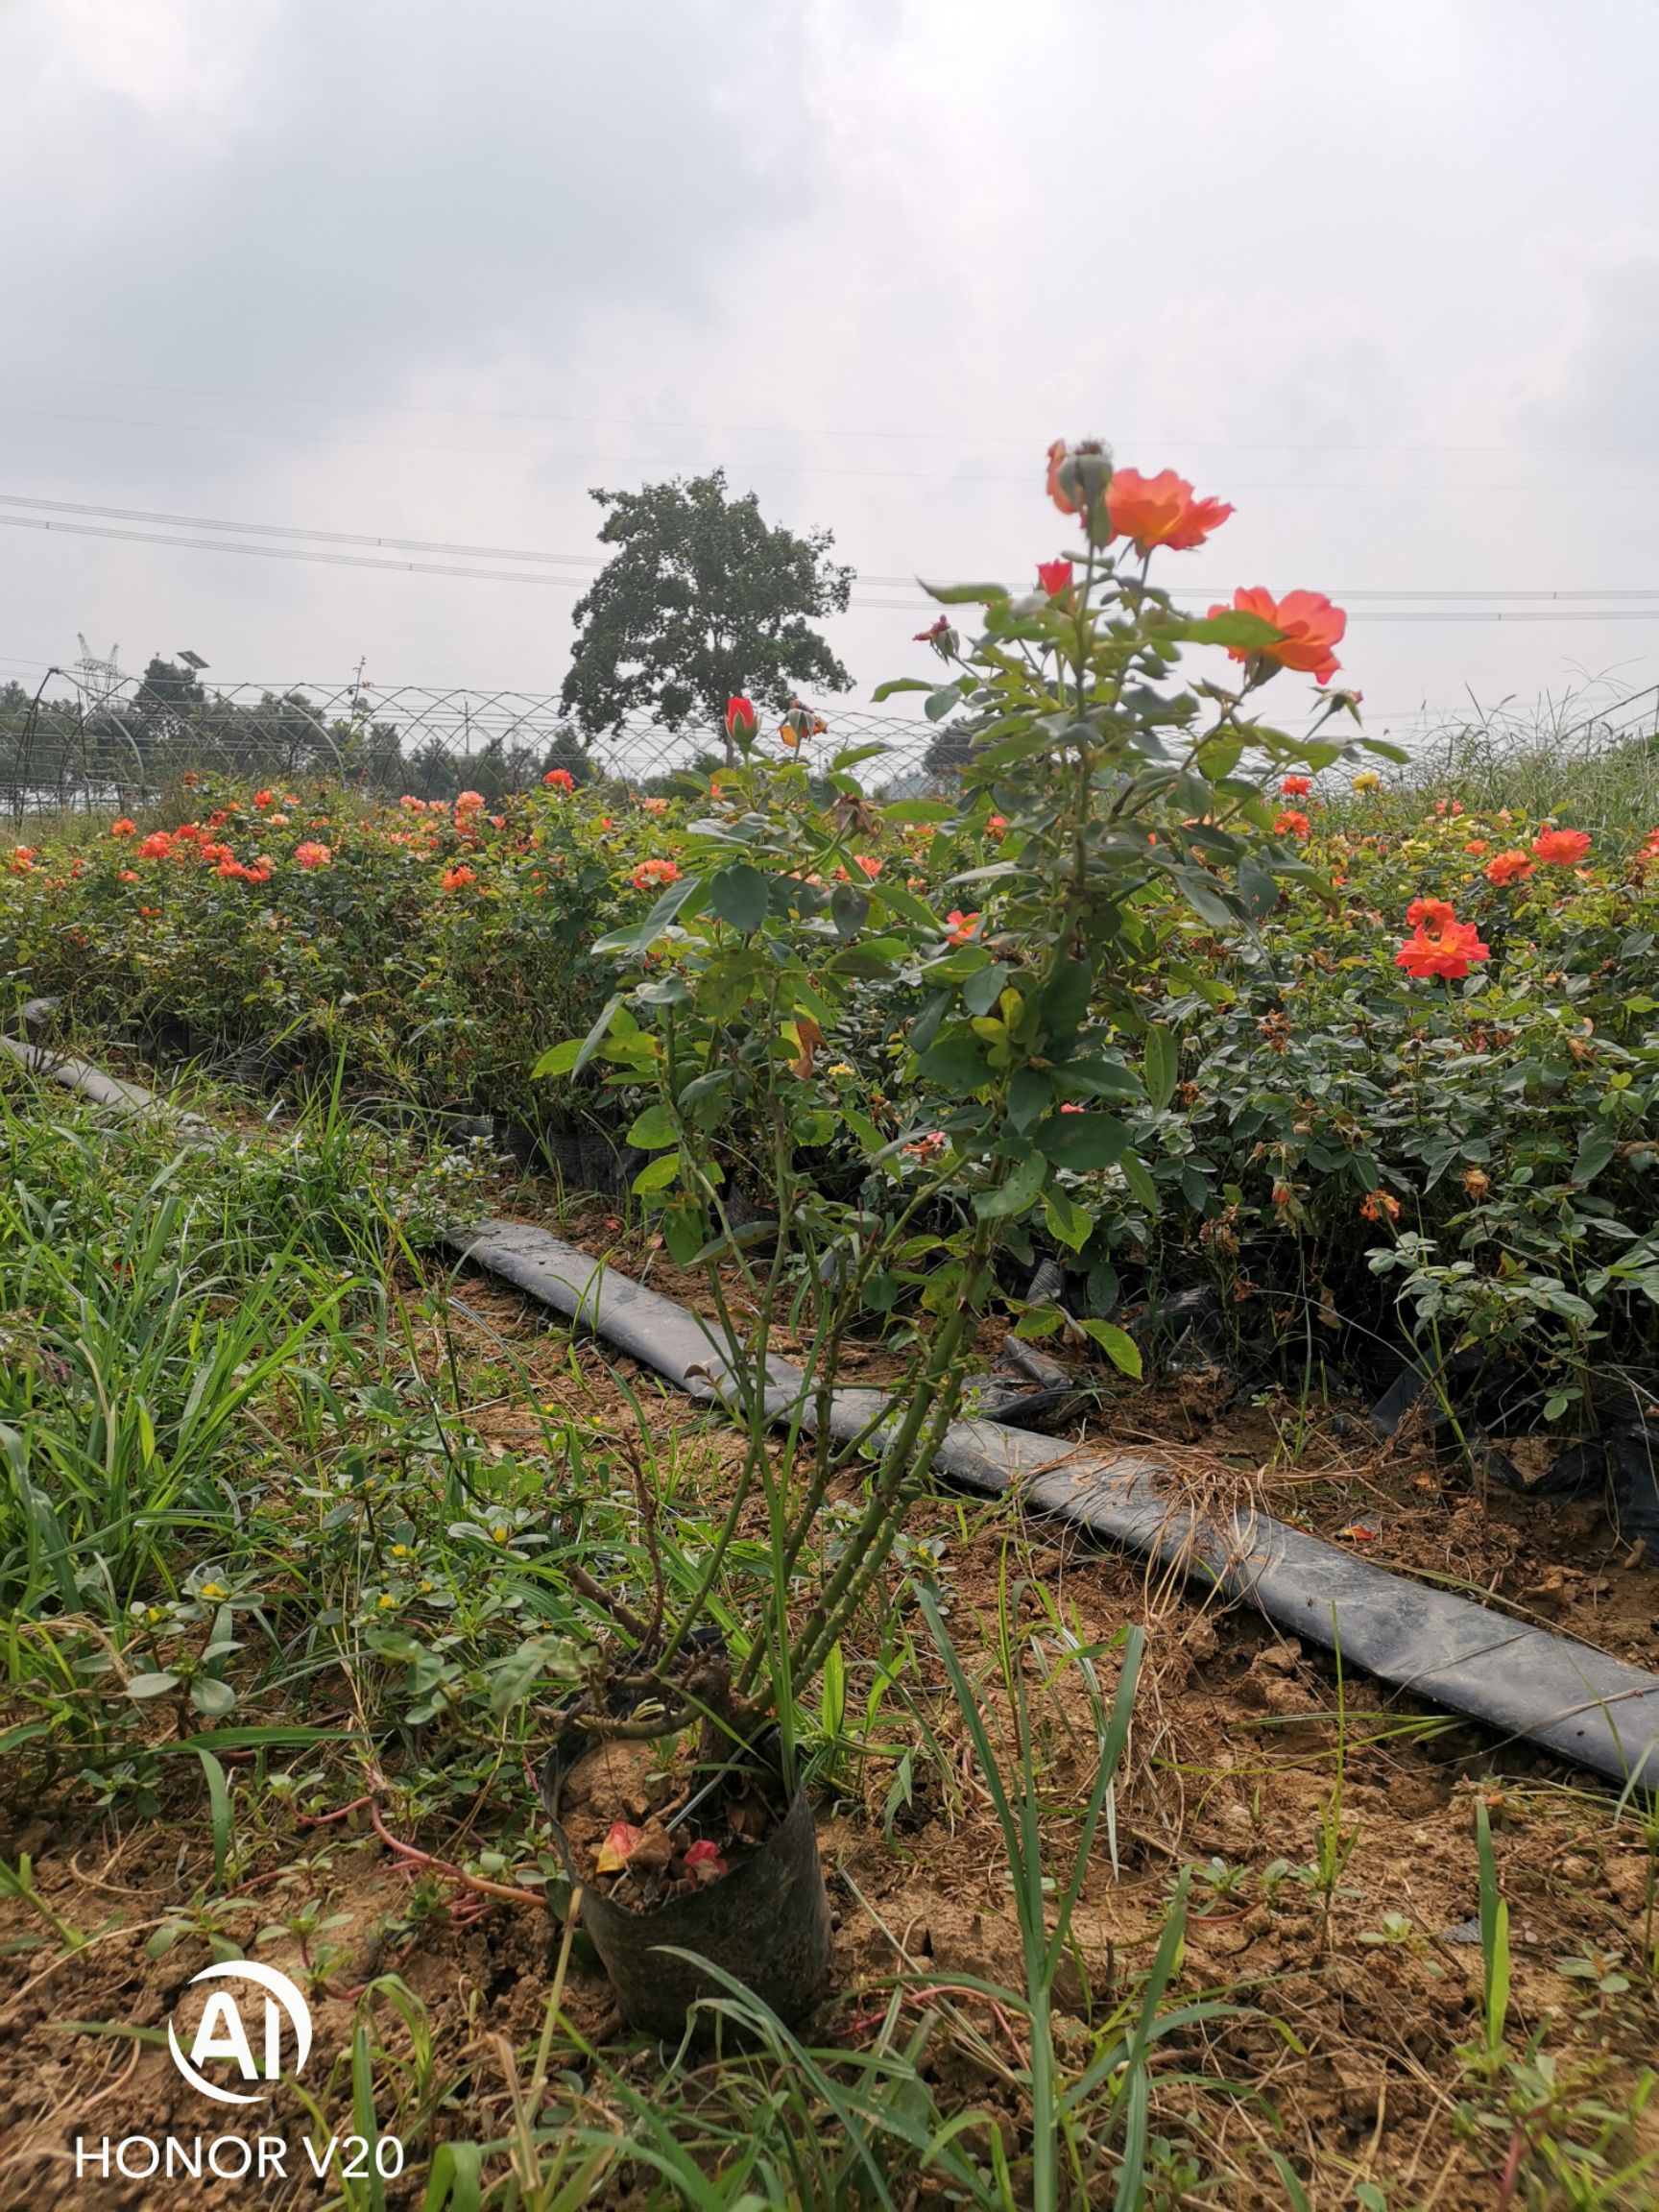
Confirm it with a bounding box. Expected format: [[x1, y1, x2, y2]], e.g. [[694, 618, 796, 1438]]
[[3, 0, 1657, 746]]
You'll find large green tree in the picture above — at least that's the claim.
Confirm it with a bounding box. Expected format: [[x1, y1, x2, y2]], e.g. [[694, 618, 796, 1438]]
[[560, 470, 854, 739]]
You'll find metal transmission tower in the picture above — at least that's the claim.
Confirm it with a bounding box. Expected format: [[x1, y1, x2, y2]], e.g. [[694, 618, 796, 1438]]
[[73, 635, 125, 712]]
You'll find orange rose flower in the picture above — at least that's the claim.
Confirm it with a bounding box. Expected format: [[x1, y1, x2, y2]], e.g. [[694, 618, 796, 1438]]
[[945, 908, 982, 944], [294, 841, 332, 869], [1209, 587, 1346, 684], [1530, 827, 1591, 867], [1406, 897, 1455, 929], [1485, 849, 1533, 887], [110, 817, 136, 837], [441, 865, 477, 891], [543, 767, 575, 792], [136, 831, 173, 860], [631, 858, 681, 889], [1106, 467, 1233, 554], [1281, 775, 1311, 797], [1274, 809, 1311, 839], [1395, 902, 1489, 980]]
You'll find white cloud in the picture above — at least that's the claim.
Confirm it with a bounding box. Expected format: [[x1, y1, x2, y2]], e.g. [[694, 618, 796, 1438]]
[[0, 0, 1654, 732]]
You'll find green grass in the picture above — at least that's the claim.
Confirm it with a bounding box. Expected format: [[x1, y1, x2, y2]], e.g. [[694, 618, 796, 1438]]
[[1334, 694, 1659, 836], [3, 1056, 1658, 2207]]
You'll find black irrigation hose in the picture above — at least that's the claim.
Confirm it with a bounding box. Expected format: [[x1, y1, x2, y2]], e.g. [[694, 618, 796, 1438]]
[[446, 1218, 1659, 1797], [6, 1021, 1655, 1798], [0, 1024, 212, 1135]]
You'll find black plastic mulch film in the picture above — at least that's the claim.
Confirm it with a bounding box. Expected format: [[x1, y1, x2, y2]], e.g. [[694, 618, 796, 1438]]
[[448, 1220, 1659, 1798]]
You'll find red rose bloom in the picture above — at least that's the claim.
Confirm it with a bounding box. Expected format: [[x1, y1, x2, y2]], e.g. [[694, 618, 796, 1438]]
[[1037, 559, 1073, 596], [543, 767, 575, 792]]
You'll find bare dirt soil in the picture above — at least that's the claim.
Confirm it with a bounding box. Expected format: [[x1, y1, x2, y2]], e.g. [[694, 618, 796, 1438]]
[[3, 1203, 1658, 2206]]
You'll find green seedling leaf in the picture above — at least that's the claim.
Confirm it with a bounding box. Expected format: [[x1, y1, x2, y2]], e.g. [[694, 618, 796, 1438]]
[[632, 1152, 681, 1194], [1078, 1319, 1143, 1378], [626, 1103, 678, 1149], [1142, 1026, 1179, 1115], [1044, 1190, 1094, 1251], [126, 1672, 180, 1699]]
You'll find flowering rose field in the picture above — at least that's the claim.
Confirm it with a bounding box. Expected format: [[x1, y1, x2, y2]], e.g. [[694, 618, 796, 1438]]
[[2, 450, 1658, 2208], [9, 731, 1659, 1408]]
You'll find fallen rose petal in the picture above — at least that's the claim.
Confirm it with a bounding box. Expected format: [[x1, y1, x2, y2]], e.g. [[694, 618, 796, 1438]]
[[594, 1820, 645, 1874], [683, 1839, 729, 1883]]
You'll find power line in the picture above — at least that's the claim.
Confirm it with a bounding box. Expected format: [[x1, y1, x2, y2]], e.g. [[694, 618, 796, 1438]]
[[0, 510, 920, 609], [6, 402, 1659, 493], [5, 493, 1659, 604], [10, 368, 1659, 460], [4, 509, 1658, 626], [0, 491, 600, 567], [0, 512, 589, 587]]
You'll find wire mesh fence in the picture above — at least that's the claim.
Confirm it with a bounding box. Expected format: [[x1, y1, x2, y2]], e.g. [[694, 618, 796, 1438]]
[[1, 661, 947, 822], [8, 656, 1657, 827]]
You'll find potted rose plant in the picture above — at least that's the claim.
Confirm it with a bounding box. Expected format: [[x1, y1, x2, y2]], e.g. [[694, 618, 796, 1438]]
[[533, 439, 1400, 2033]]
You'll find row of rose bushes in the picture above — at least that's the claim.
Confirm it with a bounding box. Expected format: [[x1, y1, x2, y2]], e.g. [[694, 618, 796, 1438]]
[[2, 777, 626, 1118], [5, 739, 1659, 1399]]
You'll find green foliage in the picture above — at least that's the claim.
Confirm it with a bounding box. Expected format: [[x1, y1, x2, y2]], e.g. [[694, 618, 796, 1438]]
[[533, 442, 1377, 1742], [560, 469, 854, 736]]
